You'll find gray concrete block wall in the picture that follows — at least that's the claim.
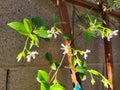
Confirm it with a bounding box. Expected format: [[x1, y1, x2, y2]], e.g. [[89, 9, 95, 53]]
[[0, 69, 7, 90], [0, 0, 120, 90]]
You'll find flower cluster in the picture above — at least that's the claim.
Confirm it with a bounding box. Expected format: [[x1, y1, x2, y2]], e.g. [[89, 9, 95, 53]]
[[61, 43, 70, 55], [47, 26, 62, 39], [101, 30, 119, 41], [60, 43, 91, 60], [26, 51, 39, 62]]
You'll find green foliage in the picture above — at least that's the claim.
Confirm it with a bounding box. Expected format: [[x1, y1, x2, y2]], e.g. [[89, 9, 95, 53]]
[[31, 16, 44, 28], [29, 34, 39, 49], [41, 83, 50, 90], [8, 22, 29, 35], [50, 62, 57, 70], [88, 69, 111, 87], [37, 70, 50, 90], [52, 13, 59, 23], [24, 18, 32, 33], [37, 70, 49, 83], [46, 52, 53, 62], [36, 70, 65, 90], [16, 51, 25, 62], [50, 83, 65, 90], [33, 29, 49, 38], [45, 52, 60, 70], [85, 30, 96, 42], [108, 0, 120, 10]]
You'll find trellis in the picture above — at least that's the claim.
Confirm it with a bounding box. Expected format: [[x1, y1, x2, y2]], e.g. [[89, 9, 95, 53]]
[[56, 0, 120, 90]]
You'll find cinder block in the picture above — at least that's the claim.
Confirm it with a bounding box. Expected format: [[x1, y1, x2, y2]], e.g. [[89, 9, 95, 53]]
[[114, 63, 120, 90], [0, 0, 63, 66], [8, 66, 73, 90], [58, 68, 73, 90], [112, 36, 120, 63], [0, 69, 7, 90], [8, 66, 50, 90]]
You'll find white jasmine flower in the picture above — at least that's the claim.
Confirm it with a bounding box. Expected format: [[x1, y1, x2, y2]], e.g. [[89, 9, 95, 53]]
[[112, 30, 119, 36], [26, 51, 39, 62], [107, 30, 119, 41], [47, 29, 59, 39], [61, 43, 70, 55], [83, 49, 91, 60]]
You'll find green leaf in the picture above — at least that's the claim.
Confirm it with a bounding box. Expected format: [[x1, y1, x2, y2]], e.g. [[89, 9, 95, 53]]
[[85, 30, 96, 42], [63, 34, 71, 42], [88, 69, 99, 77], [80, 60, 87, 68], [50, 83, 65, 90], [36, 70, 49, 83], [79, 73, 86, 81], [34, 29, 49, 38], [23, 18, 32, 33], [40, 25, 49, 30], [95, 22, 103, 27], [71, 56, 77, 66], [45, 52, 52, 62], [41, 83, 50, 90], [8, 22, 29, 35], [52, 13, 59, 23], [55, 62, 60, 67], [75, 66, 86, 74], [50, 62, 57, 70], [31, 16, 44, 28]]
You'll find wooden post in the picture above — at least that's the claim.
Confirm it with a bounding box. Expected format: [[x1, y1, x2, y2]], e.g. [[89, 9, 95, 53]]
[[100, 3, 115, 90], [57, 0, 82, 89]]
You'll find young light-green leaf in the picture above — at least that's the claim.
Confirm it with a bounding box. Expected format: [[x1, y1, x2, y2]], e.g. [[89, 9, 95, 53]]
[[41, 83, 50, 90], [36, 70, 49, 83], [88, 69, 99, 76], [23, 18, 32, 33], [50, 83, 65, 90], [34, 29, 49, 38], [8, 22, 29, 35], [50, 62, 57, 70]]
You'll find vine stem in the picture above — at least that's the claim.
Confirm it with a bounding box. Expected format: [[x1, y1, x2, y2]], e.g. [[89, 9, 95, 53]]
[[50, 54, 66, 83], [23, 36, 29, 52]]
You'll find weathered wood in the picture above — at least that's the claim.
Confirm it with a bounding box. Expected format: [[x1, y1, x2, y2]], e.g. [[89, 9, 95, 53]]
[[66, 0, 120, 17], [57, 0, 81, 88], [101, 3, 115, 90]]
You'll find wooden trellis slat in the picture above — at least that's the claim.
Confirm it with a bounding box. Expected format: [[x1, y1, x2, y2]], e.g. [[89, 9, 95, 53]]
[[57, 0, 82, 89], [101, 3, 115, 90], [66, 0, 120, 17]]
